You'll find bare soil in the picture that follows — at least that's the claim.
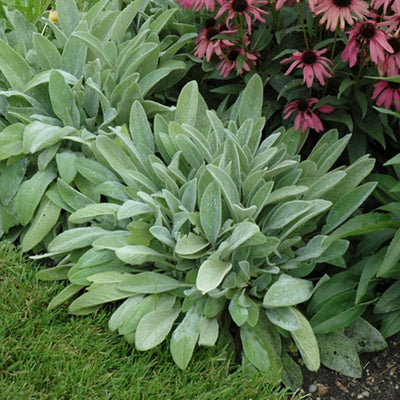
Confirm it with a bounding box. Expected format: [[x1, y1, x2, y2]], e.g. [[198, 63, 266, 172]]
[[301, 333, 400, 400]]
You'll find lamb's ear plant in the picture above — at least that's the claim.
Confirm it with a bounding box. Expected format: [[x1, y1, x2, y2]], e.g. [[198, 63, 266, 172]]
[[35, 74, 378, 388], [0, 0, 195, 248]]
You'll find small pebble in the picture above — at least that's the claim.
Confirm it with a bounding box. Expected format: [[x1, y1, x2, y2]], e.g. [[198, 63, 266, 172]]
[[317, 383, 329, 396], [309, 384, 318, 393]]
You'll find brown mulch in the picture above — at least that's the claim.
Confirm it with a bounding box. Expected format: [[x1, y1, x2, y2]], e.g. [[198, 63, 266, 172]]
[[301, 333, 400, 400]]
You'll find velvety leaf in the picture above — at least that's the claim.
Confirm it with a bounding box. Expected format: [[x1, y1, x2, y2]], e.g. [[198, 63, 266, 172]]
[[117, 200, 152, 219], [15, 169, 56, 226], [118, 271, 185, 293], [115, 246, 165, 266], [135, 308, 180, 351], [23, 122, 76, 153], [0, 157, 28, 206], [198, 318, 219, 346], [69, 283, 130, 315], [0, 123, 24, 160], [170, 305, 202, 370], [238, 74, 263, 125], [290, 309, 320, 371], [49, 70, 80, 128], [344, 318, 387, 353], [268, 201, 313, 230], [110, 0, 150, 42], [175, 81, 199, 127], [227, 221, 260, 251], [36, 264, 70, 281], [48, 226, 108, 253], [207, 164, 240, 210], [74, 157, 118, 186], [229, 295, 249, 326], [149, 226, 175, 247], [175, 233, 209, 257], [263, 185, 308, 206], [56, 151, 77, 184], [21, 198, 61, 251], [129, 100, 154, 151], [32, 33, 61, 70], [47, 284, 85, 311], [0, 38, 32, 91], [263, 274, 313, 308], [69, 203, 119, 224], [108, 295, 145, 332], [318, 332, 362, 378], [56, 0, 80, 36], [196, 258, 232, 294], [266, 307, 301, 332], [240, 318, 282, 382]]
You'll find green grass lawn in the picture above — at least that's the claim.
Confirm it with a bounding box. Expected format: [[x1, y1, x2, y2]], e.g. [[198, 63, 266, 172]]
[[0, 242, 304, 400]]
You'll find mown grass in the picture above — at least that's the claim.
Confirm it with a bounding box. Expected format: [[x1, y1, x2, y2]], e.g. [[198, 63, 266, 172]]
[[0, 242, 305, 400]]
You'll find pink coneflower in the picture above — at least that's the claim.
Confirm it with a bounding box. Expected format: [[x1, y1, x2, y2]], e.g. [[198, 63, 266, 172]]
[[378, 36, 400, 75], [342, 21, 394, 67], [283, 98, 335, 133], [371, 0, 400, 13], [217, 47, 258, 77], [194, 20, 236, 62], [215, 0, 268, 34], [275, 0, 299, 9], [313, 0, 369, 31], [382, 3, 400, 35], [281, 48, 333, 88], [175, 0, 217, 11], [372, 80, 400, 111]]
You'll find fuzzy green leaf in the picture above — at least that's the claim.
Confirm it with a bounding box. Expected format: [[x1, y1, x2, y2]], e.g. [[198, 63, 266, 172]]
[[0, 39, 32, 91], [115, 246, 165, 266], [263, 274, 313, 308], [49, 70, 80, 128], [15, 169, 56, 226], [199, 181, 221, 246], [0, 123, 24, 160], [318, 332, 361, 378], [136, 308, 180, 351], [48, 226, 108, 253], [170, 305, 202, 370], [290, 309, 320, 371], [266, 307, 301, 332], [21, 198, 61, 252], [198, 318, 219, 346], [196, 259, 232, 294], [175, 233, 209, 257], [238, 74, 263, 125]]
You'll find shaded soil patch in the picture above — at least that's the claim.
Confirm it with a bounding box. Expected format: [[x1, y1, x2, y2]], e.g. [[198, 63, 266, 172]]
[[301, 333, 400, 399]]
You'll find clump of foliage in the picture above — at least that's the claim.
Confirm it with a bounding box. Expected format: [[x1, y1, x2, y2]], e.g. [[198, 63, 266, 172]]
[[35, 74, 383, 387], [0, 0, 196, 247]]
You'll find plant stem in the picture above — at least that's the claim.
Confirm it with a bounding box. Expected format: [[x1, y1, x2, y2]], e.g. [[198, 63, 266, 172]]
[[298, 2, 309, 49], [330, 24, 339, 61]]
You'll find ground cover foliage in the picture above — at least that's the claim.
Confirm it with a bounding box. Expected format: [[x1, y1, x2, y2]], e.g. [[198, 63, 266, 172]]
[[0, 243, 298, 400], [0, 0, 399, 393]]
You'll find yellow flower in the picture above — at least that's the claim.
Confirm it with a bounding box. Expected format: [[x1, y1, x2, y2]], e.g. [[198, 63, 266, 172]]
[[49, 10, 58, 23]]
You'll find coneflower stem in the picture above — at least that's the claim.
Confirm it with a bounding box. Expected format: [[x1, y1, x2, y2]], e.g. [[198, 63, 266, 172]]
[[298, 2, 309, 49]]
